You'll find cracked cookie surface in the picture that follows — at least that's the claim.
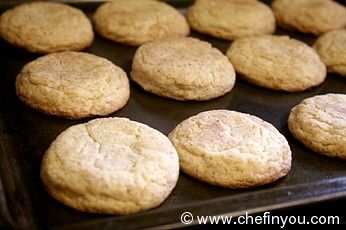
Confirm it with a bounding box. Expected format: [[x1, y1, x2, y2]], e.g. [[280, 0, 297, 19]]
[[169, 110, 291, 188], [187, 0, 275, 41], [93, 0, 189, 46], [226, 35, 326, 92], [272, 0, 346, 35], [288, 94, 346, 159], [0, 2, 94, 53], [314, 29, 346, 77], [16, 51, 130, 119], [131, 37, 235, 101], [41, 117, 179, 214]]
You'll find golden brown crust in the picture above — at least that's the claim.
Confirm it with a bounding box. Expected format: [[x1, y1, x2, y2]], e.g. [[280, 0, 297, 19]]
[[187, 0, 276, 40], [288, 94, 346, 159], [41, 117, 179, 214], [272, 0, 346, 35], [131, 37, 236, 101], [0, 2, 94, 53], [169, 110, 291, 188], [314, 29, 346, 77], [227, 35, 326, 92], [16, 52, 130, 119], [93, 0, 189, 46]]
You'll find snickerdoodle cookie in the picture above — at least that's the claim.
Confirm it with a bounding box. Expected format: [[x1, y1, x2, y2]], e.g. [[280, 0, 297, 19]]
[[131, 37, 235, 101], [16, 51, 129, 119], [93, 0, 189, 46], [288, 94, 346, 159], [187, 0, 276, 40], [0, 2, 93, 53], [314, 29, 346, 77], [226, 35, 326, 92], [41, 117, 179, 214], [169, 110, 291, 188], [272, 0, 346, 35]]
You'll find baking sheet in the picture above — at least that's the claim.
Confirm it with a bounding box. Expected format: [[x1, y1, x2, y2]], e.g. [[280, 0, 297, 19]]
[[0, 0, 346, 229]]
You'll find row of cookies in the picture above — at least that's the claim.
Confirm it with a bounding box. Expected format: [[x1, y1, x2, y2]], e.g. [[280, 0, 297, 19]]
[[1, 0, 345, 96], [0, 0, 189, 53], [188, 0, 346, 39], [40, 91, 346, 215], [1, 0, 346, 47], [15, 38, 233, 118], [40, 109, 291, 215], [14, 32, 344, 120]]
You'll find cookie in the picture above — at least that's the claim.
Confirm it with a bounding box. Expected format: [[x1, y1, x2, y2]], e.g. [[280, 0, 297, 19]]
[[272, 0, 346, 35], [41, 117, 179, 214], [16, 52, 129, 119], [187, 0, 276, 40], [314, 29, 346, 77], [131, 37, 236, 101], [93, 0, 189, 46], [0, 2, 94, 53], [288, 94, 346, 159], [226, 35, 326, 92], [169, 110, 291, 188]]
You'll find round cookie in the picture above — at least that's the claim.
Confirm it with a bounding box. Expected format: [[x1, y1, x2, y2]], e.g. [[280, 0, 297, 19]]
[[288, 94, 346, 159], [187, 0, 276, 40], [226, 35, 326, 92], [0, 2, 94, 53], [131, 37, 236, 101], [16, 51, 129, 119], [314, 29, 346, 77], [93, 0, 189, 46], [272, 0, 346, 35], [169, 110, 291, 188], [41, 117, 179, 214]]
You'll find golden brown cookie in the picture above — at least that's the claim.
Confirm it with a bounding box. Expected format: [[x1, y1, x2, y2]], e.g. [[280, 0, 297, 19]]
[[187, 0, 276, 40], [169, 110, 292, 188], [226, 35, 326, 92], [288, 94, 346, 159], [314, 29, 346, 77], [16, 52, 129, 119], [272, 0, 346, 35], [41, 117, 179, 214], [131, 37, 236, 101], [93, 0, 189, 46], [0, 2, 94, 53]]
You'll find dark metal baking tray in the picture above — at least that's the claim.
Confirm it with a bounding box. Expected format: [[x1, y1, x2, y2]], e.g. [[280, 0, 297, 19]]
[[0, 0, 345, 229]]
